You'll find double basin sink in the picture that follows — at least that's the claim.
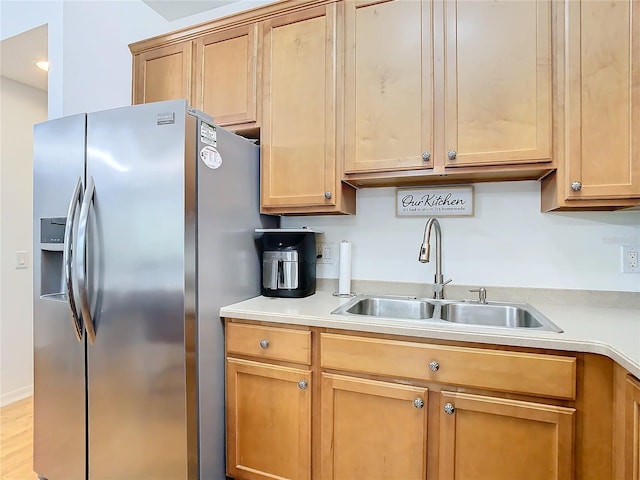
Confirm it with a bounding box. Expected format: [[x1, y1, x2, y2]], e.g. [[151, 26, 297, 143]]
[[331, 294, 563, 333]]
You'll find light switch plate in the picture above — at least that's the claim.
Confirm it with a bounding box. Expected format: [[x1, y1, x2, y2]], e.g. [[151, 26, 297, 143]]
[[316, 242, 337, 265], [16, 251, 28, 269]]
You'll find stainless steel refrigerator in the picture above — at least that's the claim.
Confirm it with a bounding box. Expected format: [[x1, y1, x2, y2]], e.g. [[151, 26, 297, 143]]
[[33, 99, 274, 480]]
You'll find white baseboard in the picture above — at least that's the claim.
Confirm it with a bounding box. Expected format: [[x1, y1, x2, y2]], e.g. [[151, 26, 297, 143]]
[[1, 384, 33, 407]]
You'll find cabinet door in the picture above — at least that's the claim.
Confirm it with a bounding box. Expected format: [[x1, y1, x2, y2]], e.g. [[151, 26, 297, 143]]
[[443, 0, 551, 167], [261, 4, 354, 213], [343, 0, 433, 173], [194, 24, 259, 128], [626, 376, 640, 480], [438, 391, 574, 480], [321, 373, 428, 480], [133, 42, 192, 105], [226, 358, 311, 480], [564, 0, 640, 200]]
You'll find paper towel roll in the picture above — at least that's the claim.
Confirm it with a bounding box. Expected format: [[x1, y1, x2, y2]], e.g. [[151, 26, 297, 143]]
[[338, 240, 352, 295]]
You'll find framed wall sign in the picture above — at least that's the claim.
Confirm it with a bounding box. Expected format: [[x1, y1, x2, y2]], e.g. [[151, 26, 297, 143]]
[[396, 185, 474, 217]]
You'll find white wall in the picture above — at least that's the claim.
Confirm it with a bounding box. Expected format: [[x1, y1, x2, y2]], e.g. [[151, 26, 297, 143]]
[[283, 182, 640, 292], [0, 77, 47, 405], [0, 1, 63, 118]]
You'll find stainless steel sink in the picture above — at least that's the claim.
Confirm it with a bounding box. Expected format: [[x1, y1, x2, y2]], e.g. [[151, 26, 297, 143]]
[[331, 294, 562, 332], [440, 302, 562, 332], [341, 295, 435, 320]]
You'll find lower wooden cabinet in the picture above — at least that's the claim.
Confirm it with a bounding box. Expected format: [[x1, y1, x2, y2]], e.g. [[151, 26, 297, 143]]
[[614, 368, 640, 479], [438, 391, 575, 479], [224, 320, 627, 480], [625, 375, 640, 479], [320, 373, 428, 480], [226, 358, 311, 480]]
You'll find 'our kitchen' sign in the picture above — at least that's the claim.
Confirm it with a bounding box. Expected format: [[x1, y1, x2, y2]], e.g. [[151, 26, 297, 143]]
[[396, 186, 474, 217]]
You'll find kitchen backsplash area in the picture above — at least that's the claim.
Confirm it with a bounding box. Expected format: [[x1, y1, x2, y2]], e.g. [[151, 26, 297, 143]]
[[282, 181, 640, 293]]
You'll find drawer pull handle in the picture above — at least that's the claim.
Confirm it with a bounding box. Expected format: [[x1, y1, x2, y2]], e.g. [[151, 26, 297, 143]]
[[428, 360, 439, 372], [298, 380, 308, 390], [444, 403, 455, 415], [259, 339, 269, 349], [413, 398, 424, 409]]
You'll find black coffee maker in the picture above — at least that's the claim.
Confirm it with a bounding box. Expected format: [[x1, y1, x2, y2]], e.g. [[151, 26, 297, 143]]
[[256, 229, 320, 298]]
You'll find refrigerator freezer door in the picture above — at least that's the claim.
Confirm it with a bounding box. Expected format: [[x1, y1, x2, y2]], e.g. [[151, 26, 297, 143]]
[[33, 114, 87, 480], [85, 100, 193, 479], [63, 176, 85, 341]]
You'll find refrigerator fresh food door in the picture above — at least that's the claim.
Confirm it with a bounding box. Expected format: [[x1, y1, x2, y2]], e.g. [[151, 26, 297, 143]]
[[33, 114, 87, 480], [195, 118, 270, 479], [84, 100, 194, 479]]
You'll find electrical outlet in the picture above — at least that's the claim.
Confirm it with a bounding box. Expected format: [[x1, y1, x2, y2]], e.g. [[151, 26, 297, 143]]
[[622, 245, 640, 273], [316, 242, 337, 265]]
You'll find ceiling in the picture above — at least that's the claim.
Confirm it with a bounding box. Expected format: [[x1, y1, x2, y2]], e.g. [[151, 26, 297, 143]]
[[0, 24, 48, 92], [0, 1, 244, 93], [143, 0, 241, 21]]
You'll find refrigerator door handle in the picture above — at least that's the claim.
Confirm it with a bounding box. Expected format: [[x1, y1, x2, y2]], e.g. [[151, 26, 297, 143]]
[[63, 176, 84, 341], [77, 176, 97, 345]]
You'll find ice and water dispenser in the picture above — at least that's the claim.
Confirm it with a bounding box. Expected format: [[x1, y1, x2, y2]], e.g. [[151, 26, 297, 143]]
[[256, 229, 320, 298], [39, 217, 68, 297]]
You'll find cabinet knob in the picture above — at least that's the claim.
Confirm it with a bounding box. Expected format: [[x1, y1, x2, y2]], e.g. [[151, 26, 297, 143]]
[[443, 403, 455, 415], [324, 191, 332, 199], [421, 151, 431, 161], [259, 339, 269, 349], [428, 360, 440, 372], [447, 150, 457, 160], [413, 398, 425, 409], [571, 181, 582, 192], [298, 380, 308, 390]]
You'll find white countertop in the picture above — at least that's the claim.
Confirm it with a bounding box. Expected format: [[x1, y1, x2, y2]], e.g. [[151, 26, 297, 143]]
[[220, 291, 640, 379]]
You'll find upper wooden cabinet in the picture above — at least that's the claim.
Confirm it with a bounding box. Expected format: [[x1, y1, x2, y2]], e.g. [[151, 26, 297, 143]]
[[542, 0, 640, 210], [260, 3, 355, 214], [343, 0, 553, 185], [443, 0, 551, 168], [343, 0, 433, 174], [194, 24, 260, 129], [130, 0, 639, 213], [132, 41, 193, 105], [131, 26, 260, 130]]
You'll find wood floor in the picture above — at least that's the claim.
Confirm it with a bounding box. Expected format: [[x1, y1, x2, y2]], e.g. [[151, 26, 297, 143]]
[[0, 397, 38, 480]]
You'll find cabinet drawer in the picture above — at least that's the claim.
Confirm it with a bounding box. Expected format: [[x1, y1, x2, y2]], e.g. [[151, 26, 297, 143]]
[[321, 333, 576, 399], [227, 322, 311, 365]]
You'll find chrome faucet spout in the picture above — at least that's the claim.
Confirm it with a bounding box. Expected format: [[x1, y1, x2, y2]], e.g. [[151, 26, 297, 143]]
[[418, 218, 450, 299]]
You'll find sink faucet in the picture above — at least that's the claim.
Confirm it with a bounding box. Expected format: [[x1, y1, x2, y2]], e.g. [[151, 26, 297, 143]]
[[418, 218, 451, 299]]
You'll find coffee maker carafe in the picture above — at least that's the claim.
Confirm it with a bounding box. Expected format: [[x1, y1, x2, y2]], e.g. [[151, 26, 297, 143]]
[[256, 229, 320, 298]]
